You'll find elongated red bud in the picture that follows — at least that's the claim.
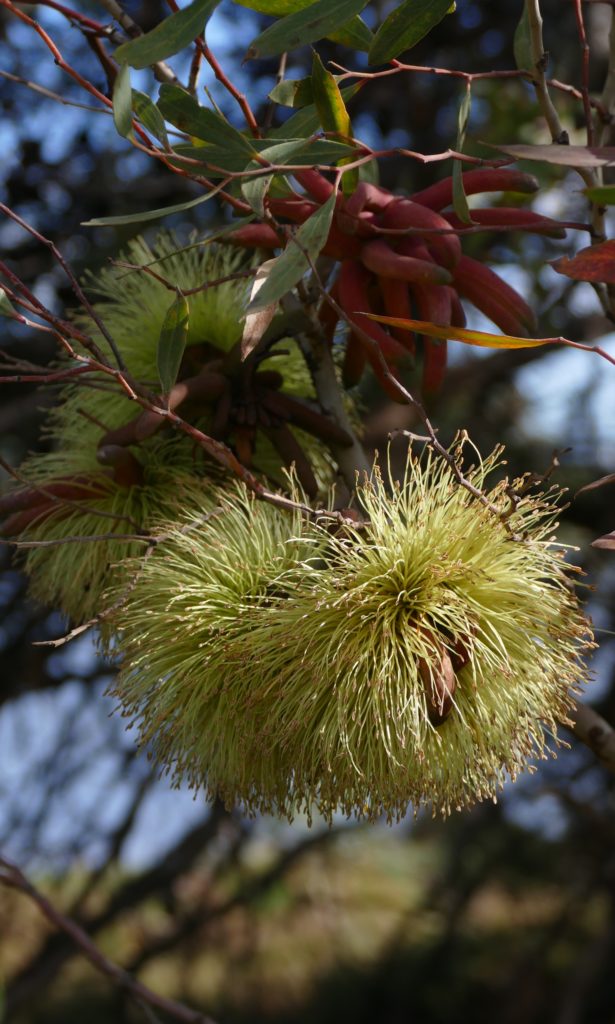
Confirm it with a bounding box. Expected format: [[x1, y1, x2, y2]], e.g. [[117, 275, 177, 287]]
[[453, 255, 537, 335], [377, 276, 415, 357], [338, 182, 396, 234], [411, 169, 539, 211], [361, 239, 452, 286], [293, 168, 335, 203], [227, 224, 280, 249], [0, 476, 110, 516], [268, 198, 318, 223], [412, 283, 451, 394], [380, 199, 461, 269], [446, 207, 566, 238]]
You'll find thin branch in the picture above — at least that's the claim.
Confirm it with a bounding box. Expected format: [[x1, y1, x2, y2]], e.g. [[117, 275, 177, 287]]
[[0, 855, 219, 1024], [569, 704, 615, 774]]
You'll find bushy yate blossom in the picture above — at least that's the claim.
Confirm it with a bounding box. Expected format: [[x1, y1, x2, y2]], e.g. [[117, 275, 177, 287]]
[[111, 440, 593, 822]]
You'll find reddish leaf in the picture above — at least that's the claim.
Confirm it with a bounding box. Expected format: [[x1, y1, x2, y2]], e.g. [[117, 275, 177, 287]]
[[592, 532, 615, 550], [550, 240, 615, 284], [576, 473, 615, 497], [494, 143, 615, 167]]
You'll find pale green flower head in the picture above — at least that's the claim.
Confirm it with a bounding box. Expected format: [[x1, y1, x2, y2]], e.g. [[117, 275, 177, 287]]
[[110, 482, 320, 801], [111, 440, 593, 823], [9, 235, 335, 621]]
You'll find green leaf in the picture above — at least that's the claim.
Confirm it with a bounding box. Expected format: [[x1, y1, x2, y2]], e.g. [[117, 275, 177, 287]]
[[248, 191, 336, 311], [132, 89, 168, 144], [114, 0, 220, 69], [241, 138, 356, 214], [233, 0, 372, 49], [171, 137, 356, 177], [246, 0, 368, 60], [157, 290, 190, 395], [311, 53, 351, 138], [452, 82, 473, 225], [269, 84, 360, 139], [157, 84, 254, 154], [311, 51, 356, 195], [369, 0, 455, 66], [583, 185, 615, 204], [513, 3, 533, 72], [81, 185, 225, 226], [329, 14, 372, 50], [112, 63, 133, 139], [0, 287, 16, 316], [269, 77, 315, 108]]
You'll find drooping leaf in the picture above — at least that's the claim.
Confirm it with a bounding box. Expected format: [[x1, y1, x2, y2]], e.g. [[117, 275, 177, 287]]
[[157, 290, 190, 395], [269, 77, 316, 108], [494, 143, 615, 167], [582, 185, 615, 204], [132, 89, 168, 144], [112, 63, 133, 139], [242, 259, 278, 359], [173, 137, 356, 178], [311, 53, 351, 139], [248, 191, 336, 311], [269, 84, 361, 139], [246, 0, 369, 60], [114, 0, 220, 68], [513, 3, 533, 71], [368, 0, 455, 66], [233, 0, 373, 49], [82, 185, 225, 226], [362, 314, 560, 350], [550, 240, 615, 283], [311, 51, 357, 194], [157, 84, 254, 154], [452, 81, 473, 225]]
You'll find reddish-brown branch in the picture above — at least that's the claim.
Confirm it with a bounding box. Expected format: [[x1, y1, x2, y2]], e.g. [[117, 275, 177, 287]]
[[0, 855, 220, 1024]]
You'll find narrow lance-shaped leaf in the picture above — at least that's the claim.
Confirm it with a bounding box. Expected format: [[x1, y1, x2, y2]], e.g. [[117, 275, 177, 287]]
[[157, 84, 254, 153], [233, 0, 373, 49], [513, 3, 533, 71], [242, 260, 278, 359], [452, 81, 473, 225], [269, 84, 361, 139], [114, 0, 220, 69], [82, 183, 226, 226], [112, 63, 133, 139], [361, 314, 561, 350], [248, 191, 336, 311], [311, 51, 357, 195], [246, 0, 368, 60], [157, 290, 190, 396], [368, 0, 455, 66], [132, 90, 168, 145], [493, 143, 615, 167]]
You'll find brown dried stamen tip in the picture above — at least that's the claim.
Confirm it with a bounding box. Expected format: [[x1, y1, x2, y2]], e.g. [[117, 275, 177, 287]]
[[417, 629, 457, 725]]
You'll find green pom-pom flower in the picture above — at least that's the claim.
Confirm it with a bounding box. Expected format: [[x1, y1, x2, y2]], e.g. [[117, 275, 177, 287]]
[[111, 441, 593, 822], [7, 234, 339, 621]]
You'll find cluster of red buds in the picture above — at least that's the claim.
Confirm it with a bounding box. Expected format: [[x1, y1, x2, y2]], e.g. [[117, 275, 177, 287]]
[[229, 166, 565, 398]]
